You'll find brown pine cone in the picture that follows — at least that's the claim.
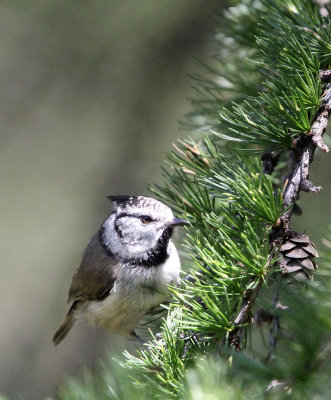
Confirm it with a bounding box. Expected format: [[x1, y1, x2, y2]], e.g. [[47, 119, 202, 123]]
[[280, 233, 318, 280]]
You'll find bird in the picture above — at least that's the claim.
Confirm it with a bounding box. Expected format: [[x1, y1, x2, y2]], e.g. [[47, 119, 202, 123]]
[[52, 195, 189, 345]]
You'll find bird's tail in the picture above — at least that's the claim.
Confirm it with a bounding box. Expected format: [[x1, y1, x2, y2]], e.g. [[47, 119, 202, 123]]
[[52, 307, 76, 346]]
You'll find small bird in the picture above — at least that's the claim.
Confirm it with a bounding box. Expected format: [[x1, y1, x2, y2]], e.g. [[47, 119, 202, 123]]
[[52, 195, 188, 345]]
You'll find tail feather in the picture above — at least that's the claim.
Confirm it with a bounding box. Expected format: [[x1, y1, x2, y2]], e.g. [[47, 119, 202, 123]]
[[52, 312, 75, 346]]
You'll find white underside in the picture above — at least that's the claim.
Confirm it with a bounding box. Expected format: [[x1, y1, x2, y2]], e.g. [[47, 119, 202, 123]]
[[76, 242, 180, 335]]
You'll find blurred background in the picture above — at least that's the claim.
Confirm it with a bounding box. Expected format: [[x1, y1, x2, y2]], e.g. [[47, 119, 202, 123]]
[[0, 1, 330, 399], [0, 1, 227, 399]]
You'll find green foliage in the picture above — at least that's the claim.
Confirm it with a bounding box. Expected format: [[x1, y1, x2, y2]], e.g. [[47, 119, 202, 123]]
[[123, 309, 188, 399], [151, 138, 281, 345], [267, 0, 331, 65], [153, 156, 279, 341], [205, 157, 283, 225], [219, 0, 326, 152]]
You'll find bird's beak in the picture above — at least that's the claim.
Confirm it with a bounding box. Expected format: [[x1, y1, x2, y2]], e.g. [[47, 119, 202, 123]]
[[168, 217, 190, 227]]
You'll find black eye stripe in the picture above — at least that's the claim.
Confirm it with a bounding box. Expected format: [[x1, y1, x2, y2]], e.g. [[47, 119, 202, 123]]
[[116, 212, 129, 219], [116, 212, 154, 222], [114, 220, 124, 239]]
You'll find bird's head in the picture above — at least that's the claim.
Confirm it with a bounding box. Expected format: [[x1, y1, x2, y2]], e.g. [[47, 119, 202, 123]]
[[101, 196, 188, 265]]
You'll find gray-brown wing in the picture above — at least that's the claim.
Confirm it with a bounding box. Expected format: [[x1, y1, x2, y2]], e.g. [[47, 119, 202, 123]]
[[67, 233, 118, 303]]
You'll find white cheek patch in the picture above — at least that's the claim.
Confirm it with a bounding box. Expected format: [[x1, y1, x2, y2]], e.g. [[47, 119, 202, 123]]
[[110, 217, 162, 260], [117, 218, 141, 244]]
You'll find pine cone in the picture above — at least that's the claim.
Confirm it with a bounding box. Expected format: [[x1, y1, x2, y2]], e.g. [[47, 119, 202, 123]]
[[280, 233, 318, 280]]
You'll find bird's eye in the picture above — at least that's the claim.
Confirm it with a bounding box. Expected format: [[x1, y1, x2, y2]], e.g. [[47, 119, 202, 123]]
[[140, 215, 152, 224]]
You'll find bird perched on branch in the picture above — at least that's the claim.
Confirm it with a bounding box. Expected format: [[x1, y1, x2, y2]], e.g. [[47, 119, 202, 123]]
[[52, 195, 188, 345]]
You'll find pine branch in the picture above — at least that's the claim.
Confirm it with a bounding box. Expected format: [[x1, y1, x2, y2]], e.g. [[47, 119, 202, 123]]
[[311, 80, 331, 152], [152, 1, 330, 358], [228, 71, 331, 351], [228, 252, 278, 350], [281, 78, 331, 229], [246, 73, 331, 359], [228, 277, 264, 350]]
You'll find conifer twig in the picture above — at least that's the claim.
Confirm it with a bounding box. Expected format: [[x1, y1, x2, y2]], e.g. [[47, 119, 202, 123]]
[[229, 277, 264, 350], [229, 74, 331, 351], [311, 82, 331, 153], [281, 80, 331, 229], [229, 254, 274, 350]]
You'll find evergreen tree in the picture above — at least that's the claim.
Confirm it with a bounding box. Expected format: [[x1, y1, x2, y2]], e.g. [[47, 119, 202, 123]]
[[14, 1, 331, 399]]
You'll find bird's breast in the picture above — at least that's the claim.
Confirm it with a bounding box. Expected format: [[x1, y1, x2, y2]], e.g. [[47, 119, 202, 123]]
[[80, 246, 180, 335]]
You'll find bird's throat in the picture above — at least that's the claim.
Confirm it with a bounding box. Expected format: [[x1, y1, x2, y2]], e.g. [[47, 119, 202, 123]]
[[99, 226, 173, 268]]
